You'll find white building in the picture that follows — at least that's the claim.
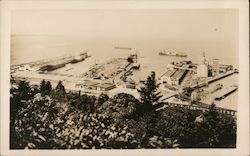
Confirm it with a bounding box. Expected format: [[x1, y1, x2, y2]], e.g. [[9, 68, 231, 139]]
[[197, 52, 209, 77], [191, 91, 198, 101], [211, 58, 220, 76], [18, 65, 37, 71], [197, 64, 208, 77], [160, 69, 177, 85]]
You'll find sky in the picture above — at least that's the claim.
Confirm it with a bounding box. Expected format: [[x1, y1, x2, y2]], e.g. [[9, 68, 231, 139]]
[[11, 9, 238, 40], [11, 9, 239, 67]]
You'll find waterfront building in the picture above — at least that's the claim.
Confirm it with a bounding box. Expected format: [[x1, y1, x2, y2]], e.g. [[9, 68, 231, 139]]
[[211, 58, 220, 76], [160, 68, 188, 86], [191, 91, 198, 101], [76, 80, 116, 91], [18, 65, 36, 71], [197, 52, 209, 77], [96, 83, 116, 91], [218, 65, 233, 73], [197, 64, 208, 77], [160, 69, 177, 85]]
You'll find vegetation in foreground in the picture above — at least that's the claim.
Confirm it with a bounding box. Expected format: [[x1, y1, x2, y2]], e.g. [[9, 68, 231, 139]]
[[10, 72, 236, 149]]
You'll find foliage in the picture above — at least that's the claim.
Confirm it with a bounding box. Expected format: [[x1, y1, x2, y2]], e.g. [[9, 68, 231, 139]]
[[194, 103, 236, 147], [15, 79, 32, 100], [10, 79, 237, 149], [137, 71, 163, 113], [40, 80, 52, 96], [72, 94, 97, 113], [10, 93, 58, 149], [10, 79, 34, 120], [96, 93, 109, 108], [97, 93, 139, 123], [51, 81, 67, 101]]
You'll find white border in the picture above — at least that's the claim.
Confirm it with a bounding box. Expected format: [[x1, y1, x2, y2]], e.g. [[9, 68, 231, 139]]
[[1, 0, 249, 156]]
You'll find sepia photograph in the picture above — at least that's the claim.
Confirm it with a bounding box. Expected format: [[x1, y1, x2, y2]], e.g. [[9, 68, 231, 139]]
[[1, 0, 249, 155]]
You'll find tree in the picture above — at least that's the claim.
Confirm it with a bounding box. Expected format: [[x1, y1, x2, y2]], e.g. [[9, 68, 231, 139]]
[[10, 94, 59, 149], [200, 103, 236, 147], [52, 81, 67, 100], [155, 107, 201, 148], [45, 81, 52, 94], [97, 93, 139, 123], [202, 103, 220, 147], [40, 80, 46, 93], [137, 71, 163, 113], [96, 93, 109, 108], [195, 103, 236, 147], [74, 94, 97, 113], [55, 81, 65, 92], [16, 79, 32, 100], [216, 114, 236, 147], [40, 80, 52, 96]]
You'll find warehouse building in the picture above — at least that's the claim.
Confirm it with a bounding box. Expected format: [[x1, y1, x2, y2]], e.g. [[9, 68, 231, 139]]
[[76, 80, 116, 91]]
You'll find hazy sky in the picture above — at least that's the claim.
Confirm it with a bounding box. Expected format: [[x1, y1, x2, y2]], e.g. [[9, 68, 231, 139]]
[[11, 9, 238, 40], [11, 9, 239, 67]]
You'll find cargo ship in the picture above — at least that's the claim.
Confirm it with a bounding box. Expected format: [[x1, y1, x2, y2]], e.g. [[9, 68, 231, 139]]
[[39, 63, 66, 72], [69, 53, 89, 64], [159, 51, 187, 57], [210, 83, 223, 94], [114, 46, 132, 50], [39, 52, 89, 72]]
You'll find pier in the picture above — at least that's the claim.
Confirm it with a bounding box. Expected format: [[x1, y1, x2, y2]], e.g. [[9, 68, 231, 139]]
[[11, 52, 89, 72], [189, 70, 236, 89], [215, 85, 238, 100]]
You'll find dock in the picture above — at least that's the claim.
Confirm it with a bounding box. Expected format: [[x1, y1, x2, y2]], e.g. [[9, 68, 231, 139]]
[[11, 52, 89, 72], [215, 85, 238, 100], [189, 70, 236, 89]]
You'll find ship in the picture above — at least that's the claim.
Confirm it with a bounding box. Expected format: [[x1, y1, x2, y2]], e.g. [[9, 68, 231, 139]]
[[69, 53, 89, 64], [210, 83, 223, 94], [39, 63, 66, 72], [114, 46, 132, 50], [39, 52, 89, 72], [159, 51, 187, 57]]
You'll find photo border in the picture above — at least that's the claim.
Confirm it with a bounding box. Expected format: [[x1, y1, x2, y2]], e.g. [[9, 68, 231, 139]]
[[1, 0, 249, 156]]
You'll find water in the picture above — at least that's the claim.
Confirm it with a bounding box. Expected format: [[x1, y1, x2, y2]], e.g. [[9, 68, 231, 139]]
[[11, 35, 238, 110], [11, 35, 238, 67], [204, 74, 238, 110]]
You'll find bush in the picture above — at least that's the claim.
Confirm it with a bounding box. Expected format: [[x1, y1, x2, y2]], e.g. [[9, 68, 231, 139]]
[[10, 79, 237, 149]]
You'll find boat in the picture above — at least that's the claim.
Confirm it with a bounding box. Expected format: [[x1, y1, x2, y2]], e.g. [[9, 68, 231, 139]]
[[159, 51, 187, 57], [114, 46, 132, 50], [69, 57, 85, 64], [210, 83, 223, 94], [39, 63, 66, 72], [69, 52, 89, 64]]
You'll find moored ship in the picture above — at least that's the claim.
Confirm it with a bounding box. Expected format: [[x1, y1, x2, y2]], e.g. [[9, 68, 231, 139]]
[[159, 51, 187, 57], [210, 83, 223, 94], [69, 52, 89, 64], [39, 52, 89, 72]]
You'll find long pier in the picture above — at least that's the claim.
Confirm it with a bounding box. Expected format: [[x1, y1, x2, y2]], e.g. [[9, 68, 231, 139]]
[[189, 70, 236, 89], [11, 52, 89, 70], [215, 85, 238, 100]]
